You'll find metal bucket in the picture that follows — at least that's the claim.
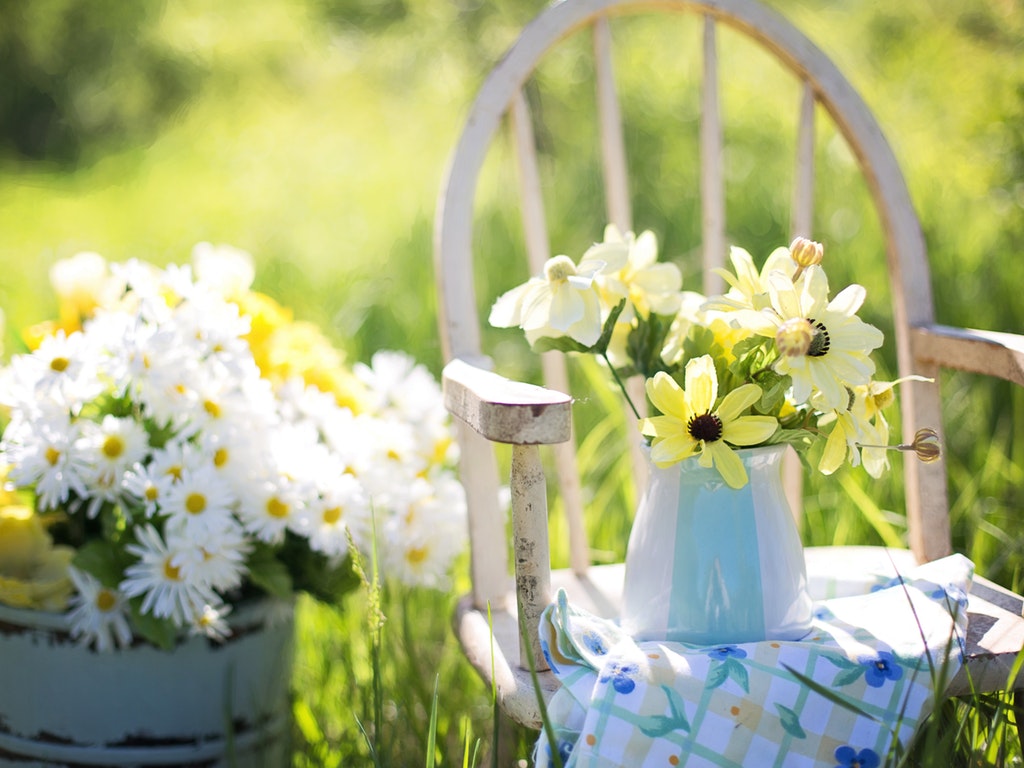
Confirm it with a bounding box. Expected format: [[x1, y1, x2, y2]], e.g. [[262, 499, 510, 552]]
[[0, 599, 294, 767]]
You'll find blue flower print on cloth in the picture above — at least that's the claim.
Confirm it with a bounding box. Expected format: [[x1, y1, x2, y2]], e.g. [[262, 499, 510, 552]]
[[834, 745, 881, 768], [534, 553, 974, 768], [598, 659, 639, 695], [706, 645, 747, 661], [859, 651, 903, 688]]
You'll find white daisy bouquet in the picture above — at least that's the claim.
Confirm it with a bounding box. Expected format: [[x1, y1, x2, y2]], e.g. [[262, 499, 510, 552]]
[[0, 248, 466, 651], [490, 227, 938, 490]]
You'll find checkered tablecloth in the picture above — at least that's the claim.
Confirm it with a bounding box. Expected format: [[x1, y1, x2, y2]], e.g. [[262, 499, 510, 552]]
[[534, 554, 972, 768]]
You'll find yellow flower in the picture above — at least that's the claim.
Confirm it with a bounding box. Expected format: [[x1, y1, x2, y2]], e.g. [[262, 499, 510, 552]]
[[590, 224, 683, 319], [743, 267, 884, 410], [639, 357, 779, 488], [706, 245, 796, 313], [0, 505, 75, 611]]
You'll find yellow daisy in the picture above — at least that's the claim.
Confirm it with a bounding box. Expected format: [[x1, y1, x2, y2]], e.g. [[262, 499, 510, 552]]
[[639, 356, 779, 488]]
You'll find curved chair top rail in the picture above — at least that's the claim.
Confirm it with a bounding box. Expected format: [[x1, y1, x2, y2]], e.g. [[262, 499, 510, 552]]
[[434, 0, 933, 370]]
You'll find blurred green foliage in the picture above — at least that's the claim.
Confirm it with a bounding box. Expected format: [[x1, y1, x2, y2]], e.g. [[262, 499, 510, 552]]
[[1, 0, 1022, 762]]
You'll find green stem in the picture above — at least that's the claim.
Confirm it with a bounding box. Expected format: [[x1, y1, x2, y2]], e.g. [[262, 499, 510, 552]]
[[602, 351, 641, 421]]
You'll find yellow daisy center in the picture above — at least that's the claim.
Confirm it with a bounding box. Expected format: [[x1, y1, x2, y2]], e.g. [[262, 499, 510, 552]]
[[163, 559, 181, 581], [45, 446, 62, 466], [266, 497, 289, 519], [102, 435, 125, 459], [94, 589, 117, 614], [185, 492, 207, 515], [50, 356, 70, 373], [322, 506, 342, 525], [95, 589, 117, 612], [406, 546, 428, 565], [213, 447, 229, 467]]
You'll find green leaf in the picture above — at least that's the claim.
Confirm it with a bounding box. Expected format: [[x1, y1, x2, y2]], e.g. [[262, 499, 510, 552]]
[[593, 299, 627, 357], [775, 704, 807, 739], [705, 662, 729, 690], [726, 335, 767, 378], [824, 653, 862, 670], [725, 658, 750, 693], [832, 665, 867, 687], [624, 307, 673, 378], [72, 539, 130, 587], [531, 335, 591, 355], [753, 370, 790, 414], [639, 714, 679, 738], [663, 685, 691, 732], [682, 324, 718, 362], [639, 685, 691, 737], [128, 600, 177, 651], [246, 543, 294, 598]]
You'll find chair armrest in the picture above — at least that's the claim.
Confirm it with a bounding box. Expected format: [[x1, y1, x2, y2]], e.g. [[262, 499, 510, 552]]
[[912, 324, 1024, 387], [442, 357, 573, 445]]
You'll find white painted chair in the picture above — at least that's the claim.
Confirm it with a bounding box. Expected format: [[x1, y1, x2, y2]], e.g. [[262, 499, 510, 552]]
[[434, 0, 1024, 730]]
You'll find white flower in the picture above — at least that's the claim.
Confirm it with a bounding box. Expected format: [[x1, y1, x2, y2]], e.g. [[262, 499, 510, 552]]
[[489, 247, 626, 347], [67, 566, 134, 652], [7, 329, 102, 406], [355, 351, 447, 428], [590, 224, 683, 318], [379, 475, 467, 589], [171, 520, 250, 592], [705, 245, 797, 313], [189, 601, 233, 641], [1, 408, 90, 511], [121, 525, 216, 626], [191, 242, 256, 297], [122, 461, 165, 517], [49, 252, 124, 317], [299, 473, 370, 557], [76, 415, 150, 518], [159, 464, 238, 539], [740, 267, 884, 409], [236, 474, 309, 544]]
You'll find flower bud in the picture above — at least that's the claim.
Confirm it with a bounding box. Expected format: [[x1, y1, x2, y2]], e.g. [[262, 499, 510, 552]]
[[910, 428, 942, 463], [789, 237, 824, 269], [775, 317, 814, 358]]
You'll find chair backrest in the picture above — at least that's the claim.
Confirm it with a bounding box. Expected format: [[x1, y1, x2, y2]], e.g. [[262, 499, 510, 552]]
[[434, 0, 954, 613]]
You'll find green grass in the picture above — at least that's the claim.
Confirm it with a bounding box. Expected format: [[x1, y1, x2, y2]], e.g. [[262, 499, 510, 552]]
[[1, 0, 1023, 764]]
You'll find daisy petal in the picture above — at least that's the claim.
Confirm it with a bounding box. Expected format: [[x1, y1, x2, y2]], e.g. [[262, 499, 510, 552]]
[[722, 416, 779, 447], [704, 442, 749, 489], [684, 355, 717, 413]]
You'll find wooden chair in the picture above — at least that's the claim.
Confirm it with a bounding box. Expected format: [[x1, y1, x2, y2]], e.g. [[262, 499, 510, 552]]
[[434, 0, 1024, 730]]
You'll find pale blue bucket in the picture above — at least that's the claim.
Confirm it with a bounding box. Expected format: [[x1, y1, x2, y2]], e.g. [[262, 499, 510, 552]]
[[0, 598, 294, 767]]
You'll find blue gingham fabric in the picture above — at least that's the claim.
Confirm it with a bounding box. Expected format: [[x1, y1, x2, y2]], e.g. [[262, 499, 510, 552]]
[[534, 554, 972, 768]]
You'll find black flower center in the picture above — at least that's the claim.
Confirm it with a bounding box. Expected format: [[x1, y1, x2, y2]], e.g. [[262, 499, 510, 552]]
[[806, 318, 831, 357], [688, 412, 723, 442]]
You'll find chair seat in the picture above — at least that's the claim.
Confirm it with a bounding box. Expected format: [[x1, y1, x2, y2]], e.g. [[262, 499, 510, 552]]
[[454, 546, 1024, 729]]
